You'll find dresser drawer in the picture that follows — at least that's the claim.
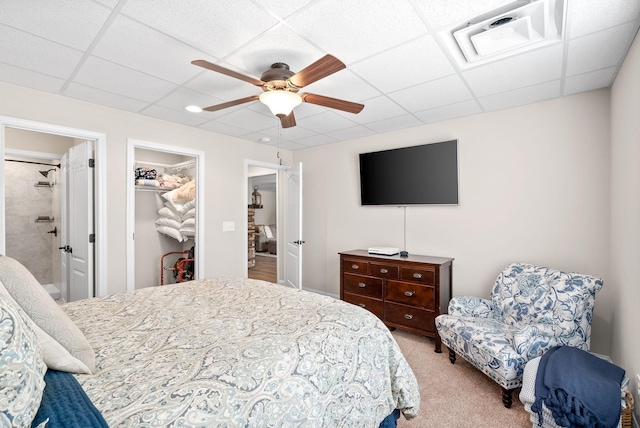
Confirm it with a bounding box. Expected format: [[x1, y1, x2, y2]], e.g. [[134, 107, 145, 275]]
[[370, 263, 399, 279], [385, 280, 434, 309], [343, 273, 383, 298], [343, 258, 368, 274], [344, 293, 384, 319], [385, 302, 435, 334], [400, 266, 436, 285]]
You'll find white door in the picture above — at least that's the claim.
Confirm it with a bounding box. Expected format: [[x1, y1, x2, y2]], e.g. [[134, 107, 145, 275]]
[[59, 154, 69, 302], [66, 141, 94, 301], [284, 162, 303, 290]]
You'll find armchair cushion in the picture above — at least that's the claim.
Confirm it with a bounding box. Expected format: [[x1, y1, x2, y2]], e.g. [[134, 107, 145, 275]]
[[447, 296, 494, 318]]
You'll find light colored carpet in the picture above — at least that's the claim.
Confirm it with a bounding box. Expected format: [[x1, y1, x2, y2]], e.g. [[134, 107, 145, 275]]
[[391, 329, 532, 427]]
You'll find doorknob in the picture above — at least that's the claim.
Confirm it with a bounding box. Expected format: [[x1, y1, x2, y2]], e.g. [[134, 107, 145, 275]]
[[293, 240, 306, 245], [58, 245, 72, 253]]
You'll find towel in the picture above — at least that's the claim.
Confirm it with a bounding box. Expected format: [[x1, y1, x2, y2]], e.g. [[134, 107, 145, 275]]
[[532, 346, 625, 428]]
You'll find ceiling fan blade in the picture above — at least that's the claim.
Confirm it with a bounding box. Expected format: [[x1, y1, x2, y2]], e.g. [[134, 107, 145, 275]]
[[280, 111, 296, 128], [288, 55, 346, 88], [300, 93, 364, 114], [202, 95, 260, 112], [192, 60, 264, 86]]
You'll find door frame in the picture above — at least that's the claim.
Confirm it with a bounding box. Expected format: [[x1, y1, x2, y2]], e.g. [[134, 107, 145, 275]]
[[244, 159, 288, 283], [126, 138, 205, 292], [0, 116, 107, 297]]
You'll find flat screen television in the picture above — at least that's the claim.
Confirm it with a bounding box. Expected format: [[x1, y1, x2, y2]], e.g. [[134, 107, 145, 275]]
[[359, 140, 458, 205]]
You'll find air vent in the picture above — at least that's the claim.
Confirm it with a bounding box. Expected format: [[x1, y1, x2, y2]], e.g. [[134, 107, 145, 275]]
[[440, 0, 566, 69]]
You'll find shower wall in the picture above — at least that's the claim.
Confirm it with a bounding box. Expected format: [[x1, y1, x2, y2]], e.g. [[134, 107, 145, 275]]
[[4, 159, 60, 285]]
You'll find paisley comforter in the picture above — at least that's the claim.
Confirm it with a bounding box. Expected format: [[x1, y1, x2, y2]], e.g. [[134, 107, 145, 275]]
[[62, 278, 420, 427]]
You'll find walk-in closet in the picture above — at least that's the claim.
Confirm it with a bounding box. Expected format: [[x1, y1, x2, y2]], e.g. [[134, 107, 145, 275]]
[[134, 148, 196, 288]]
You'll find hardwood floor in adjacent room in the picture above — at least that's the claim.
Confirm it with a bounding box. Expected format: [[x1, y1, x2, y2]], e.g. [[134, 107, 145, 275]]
[[248, 253, 277, 283]]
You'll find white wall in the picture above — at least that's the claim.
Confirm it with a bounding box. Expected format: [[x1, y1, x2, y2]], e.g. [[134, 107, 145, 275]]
[[610, 31, 640, 420], [0, 81, 293, 295], [293, 89, 613, 354]]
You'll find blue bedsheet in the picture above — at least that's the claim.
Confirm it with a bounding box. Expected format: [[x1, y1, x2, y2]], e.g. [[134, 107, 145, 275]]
[[32, 370, 108, 428]]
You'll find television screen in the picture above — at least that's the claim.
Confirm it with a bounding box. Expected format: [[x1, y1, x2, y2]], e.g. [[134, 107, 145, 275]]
[[359, 140, 458, 205]]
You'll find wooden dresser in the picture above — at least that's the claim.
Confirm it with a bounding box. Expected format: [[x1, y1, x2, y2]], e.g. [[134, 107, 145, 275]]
[[339, 249, 454, 352]]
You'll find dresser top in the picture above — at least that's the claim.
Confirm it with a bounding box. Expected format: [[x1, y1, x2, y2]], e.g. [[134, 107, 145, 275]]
[[339, 249, 454, 266]]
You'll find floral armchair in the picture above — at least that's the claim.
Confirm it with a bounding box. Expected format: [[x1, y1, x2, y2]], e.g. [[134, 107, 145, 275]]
[[435, 263, 603, 408]]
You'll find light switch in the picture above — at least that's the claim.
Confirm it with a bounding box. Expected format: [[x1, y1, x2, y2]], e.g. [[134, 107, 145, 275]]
[[222, 221, 235, 232]]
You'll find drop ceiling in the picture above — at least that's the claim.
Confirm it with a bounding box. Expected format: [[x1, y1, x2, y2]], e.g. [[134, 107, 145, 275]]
[[0, 0, 638, 151]]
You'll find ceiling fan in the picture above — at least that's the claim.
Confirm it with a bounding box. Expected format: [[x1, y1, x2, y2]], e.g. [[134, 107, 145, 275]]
[[191, 55, 364, 128]]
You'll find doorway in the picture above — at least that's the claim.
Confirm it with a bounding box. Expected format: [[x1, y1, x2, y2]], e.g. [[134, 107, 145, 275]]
[[248, 169, 278, 283], [126, 139, 205, 292], [0, 116, 107, 297]]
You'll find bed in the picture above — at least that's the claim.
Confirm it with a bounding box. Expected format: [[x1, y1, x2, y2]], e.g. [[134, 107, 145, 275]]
[[0, 255, 420, 427]]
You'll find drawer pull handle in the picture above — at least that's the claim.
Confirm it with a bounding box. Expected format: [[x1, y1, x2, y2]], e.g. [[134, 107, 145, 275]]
[[404, 291, 415, 297], [380, 268, 388, 274], [404, 314, 413, 320], [352, 264, 359, 270], [358, 303, 366, 308], [413, 273, 422, 279], [358, 283, 367, 288]]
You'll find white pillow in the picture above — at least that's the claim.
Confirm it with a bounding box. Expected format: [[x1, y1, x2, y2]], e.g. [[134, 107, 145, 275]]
[[180, 218, 195, 227], [155, 217, 181, 229], [157, 225, 185, 242], [0, 256, 96, 373], [182, 208, 196, 219], [179, 199, 196, 215], [264, 225, 273, 239], [0, 281, 90, 374], [157, 206, 181, 222], [0, 293, 47, 427]]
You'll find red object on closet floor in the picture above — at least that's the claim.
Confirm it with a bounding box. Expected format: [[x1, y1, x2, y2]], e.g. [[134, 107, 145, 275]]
[[160, 251, 195, 285]]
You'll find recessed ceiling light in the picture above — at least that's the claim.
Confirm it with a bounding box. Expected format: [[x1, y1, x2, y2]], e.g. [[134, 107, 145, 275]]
[[185, 105, 202, 113]]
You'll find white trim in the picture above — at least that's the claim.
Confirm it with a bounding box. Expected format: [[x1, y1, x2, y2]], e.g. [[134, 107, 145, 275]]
[[0, 115, 108, 297], [126, 139, 205, 292], [5, 148, 62, 161]]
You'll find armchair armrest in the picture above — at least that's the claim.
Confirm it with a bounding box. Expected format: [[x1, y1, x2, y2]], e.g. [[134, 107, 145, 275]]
[[447, 296, 494, 318], [512, 323, 588, 360]]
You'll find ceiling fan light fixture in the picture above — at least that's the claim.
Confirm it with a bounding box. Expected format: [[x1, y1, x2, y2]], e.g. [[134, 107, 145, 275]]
[[259, 90, 302, 117]]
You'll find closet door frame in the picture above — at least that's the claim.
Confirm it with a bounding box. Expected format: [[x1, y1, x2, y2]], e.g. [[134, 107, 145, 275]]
[[126, 139, 205, 292]]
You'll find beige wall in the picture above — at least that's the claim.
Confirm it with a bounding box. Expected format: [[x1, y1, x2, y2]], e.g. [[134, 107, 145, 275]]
[[0, 81, 293, 295], [610, 31, 640, 419], [294, 90, 614, 355]]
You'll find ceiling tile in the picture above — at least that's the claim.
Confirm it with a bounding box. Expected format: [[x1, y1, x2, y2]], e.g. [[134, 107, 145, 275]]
[[63, 83, 149, 113], [92, 16, 210, 84], [479, 80, 561, 112], [569, 0, 640, 39], [253, 0, 316, 20], [462, 44, 564, 97], [216, 108, 280, 132], [0, 24, 83, 79], [120, 0, 279, 59], [326, 125, 377, 141], [389, 74, 473, 112], [73, 56, 177, 103], [299, 69, 381, 104], [184, 66, 261, 105], [412, 0, 508, 30], [0, 63, 64, 94], [223, 24, 325, 78], [141, 105, 210, 127], [294, 111, 358, 133], [563, 67, 617, 96], [0, 1, 112, 50], [156, 87, 224, 114], [364, 114, 424, 134], [351, 34, 456, 93], [414, 99, 483, 124], [296, 133, 339, 147], [286, 0, 428, 64], [337, 95, 407, 124], [197, 120, 254, 137], [566, 22, 638, 76]]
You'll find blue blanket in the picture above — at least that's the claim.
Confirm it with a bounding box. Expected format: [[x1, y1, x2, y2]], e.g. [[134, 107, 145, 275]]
[[532, 346, 625, 428], [32, 370, 108, 428]]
